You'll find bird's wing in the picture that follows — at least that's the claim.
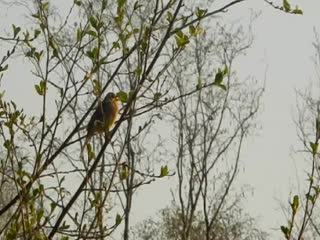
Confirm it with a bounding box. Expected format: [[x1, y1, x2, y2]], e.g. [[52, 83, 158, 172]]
[[87, 106, 104, 132]]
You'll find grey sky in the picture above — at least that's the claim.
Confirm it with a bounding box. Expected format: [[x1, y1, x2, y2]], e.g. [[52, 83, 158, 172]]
[[131, 1, 320, 239], [1, 0, 319, 239], [231, 1, 320, 238]]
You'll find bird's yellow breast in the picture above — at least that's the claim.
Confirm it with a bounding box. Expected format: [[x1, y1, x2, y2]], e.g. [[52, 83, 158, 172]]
[[108, 99, 119, 128]]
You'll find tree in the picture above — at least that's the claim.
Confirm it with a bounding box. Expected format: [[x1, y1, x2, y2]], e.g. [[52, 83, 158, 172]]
[[280, 31, 320, 240], [0, 0, 302, 239], [131, 13, 265, 240], [131, 204, 267, 240]]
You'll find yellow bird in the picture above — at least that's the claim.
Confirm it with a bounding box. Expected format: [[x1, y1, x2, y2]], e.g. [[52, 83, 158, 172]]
[[83, 92, 119, 151]]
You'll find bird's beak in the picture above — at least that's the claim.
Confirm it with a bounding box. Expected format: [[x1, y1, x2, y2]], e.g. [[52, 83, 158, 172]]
[[115, 96, 119, 101]]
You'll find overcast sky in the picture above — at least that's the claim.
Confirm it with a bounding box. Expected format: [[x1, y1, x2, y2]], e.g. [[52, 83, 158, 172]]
[[228, 0, 320, 238], [1, 0, 320, 239], [132, 1, 320, 238]]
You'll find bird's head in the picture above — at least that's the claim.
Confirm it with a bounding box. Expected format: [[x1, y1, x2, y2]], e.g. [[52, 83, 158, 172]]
[[103, 92, 119, 103]]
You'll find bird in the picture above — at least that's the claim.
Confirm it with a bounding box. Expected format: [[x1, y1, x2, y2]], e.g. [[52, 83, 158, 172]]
[[82, 92, 119, 153]]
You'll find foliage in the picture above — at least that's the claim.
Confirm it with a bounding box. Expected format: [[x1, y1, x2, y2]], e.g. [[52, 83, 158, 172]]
[[131, 204, 268, 240], [0, 0, 303, 239], [280, 34, 320, 240]]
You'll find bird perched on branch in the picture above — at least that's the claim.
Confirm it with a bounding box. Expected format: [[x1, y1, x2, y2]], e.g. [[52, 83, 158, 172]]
[[82, 92, 119, 153]]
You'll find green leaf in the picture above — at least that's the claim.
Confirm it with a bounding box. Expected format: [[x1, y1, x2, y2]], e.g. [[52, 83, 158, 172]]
[[36, 208, 44, 222], [132, 28, 140, 34], [3, 140, 11, 149], [118, 0, 127, 9], [74, 0, 81, 6], [40, 22, 48, 30], [189, 25, 196, 36], [176, 30, 183, 38], [283, 0, 291, 12], [86, 143, 95, 161], [117, 91, 128, 103], [35, 84, 43, 96], [310, 142, 318, 155], [213, 66, 228, 91], [153, 92, 162, 101], [135, 67, 142, 76], [160, 165, 168, 177], [52, 49, 59, 58], [214, 69, 223, 84], [291, 195, 299, 214], [12, 24, 21, 38], [114, 15, 123, 28], [113, 41, 120, 49], [42, 2, 49, 11], [86, 29, 97, 38], [26, 48, 35, 58], [59, 222, 70, 230], [293, 195, 299, 208], [119, 165, 129, 180], [223, 65, 229, 75], [167, 11, 173, 22], [197, 78, 202, 90], [50, 202, 57, 213], [23, 30, 30, 43], [89, 16, 98, 29], [312, 186, 320, 194], [40, 80, 46, 90], [33, 188, 40, 197], [49, 38, 57, 51], [31, 13, 40, 20], [189, 25, 203, 37], [175, 30, 190, 48], [34, 50, 43, 62], [34, 29, 41, 38], [115, 214, 122, 225], [92, 47, 99, 58], [281, 226, 289, 238], [5, 223, 19, 240], [0, 64, 8, 73], [306, 193, 316, 204], [86, 47, 99, 60], [195, 7, 207, 19], [76, 28, 82, 42], [292, 7, 303, 15]]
